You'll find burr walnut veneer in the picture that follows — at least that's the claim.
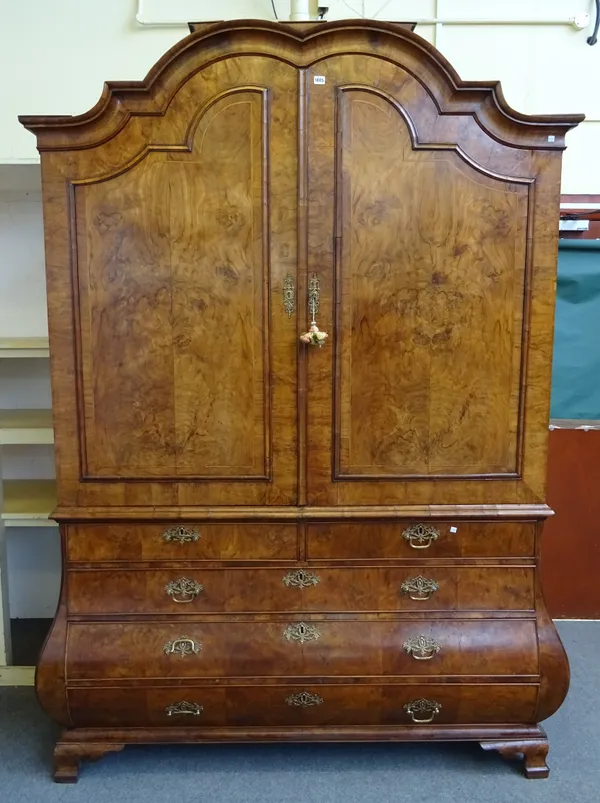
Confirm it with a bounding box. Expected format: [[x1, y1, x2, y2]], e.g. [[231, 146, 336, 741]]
[[20, 19, 582, 782]]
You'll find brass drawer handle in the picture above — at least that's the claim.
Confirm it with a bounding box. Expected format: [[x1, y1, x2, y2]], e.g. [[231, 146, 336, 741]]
[[162, 526, 200, 544], [283, 569, 320, 589], [400, 575, 439, 601], [403, 635, 441, 660], [286, 691, 324, 708], [402, 523, 439, 549], [165, 577, 204, 603], [283, 622, 322, 644], [163, 637, 202, 658], [404, 698, 441, 724], [165, 701, 203, 717]]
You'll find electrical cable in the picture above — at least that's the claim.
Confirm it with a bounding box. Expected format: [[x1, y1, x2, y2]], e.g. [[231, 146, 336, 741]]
[[271, 0, 279, 20], [588, 0, 599, 44]]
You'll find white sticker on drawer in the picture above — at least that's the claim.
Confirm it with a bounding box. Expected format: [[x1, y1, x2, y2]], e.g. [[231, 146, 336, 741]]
[[313, 75, 326, 84], [449, 526, 458, 533]]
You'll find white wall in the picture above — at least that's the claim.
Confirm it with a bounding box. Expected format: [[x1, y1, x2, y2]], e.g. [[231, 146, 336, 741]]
[[1, 0, 598, 192]]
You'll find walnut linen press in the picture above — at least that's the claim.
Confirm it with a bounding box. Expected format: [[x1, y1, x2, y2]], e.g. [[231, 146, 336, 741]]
[[20, 19, 582, 782]]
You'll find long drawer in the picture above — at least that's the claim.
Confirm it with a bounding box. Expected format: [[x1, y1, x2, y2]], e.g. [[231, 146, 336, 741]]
[[307, 522, 535, 559], [65, 620, 538, 679], [66, 683, 539, 728], [67, 566, 534, 614], [66, 522, 298, 562]]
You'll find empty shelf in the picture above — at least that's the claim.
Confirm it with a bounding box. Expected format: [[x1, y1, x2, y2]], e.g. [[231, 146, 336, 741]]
[[0, 337, 49, 358], [2, 480, 57, 527], [0, 410, 53, 444]]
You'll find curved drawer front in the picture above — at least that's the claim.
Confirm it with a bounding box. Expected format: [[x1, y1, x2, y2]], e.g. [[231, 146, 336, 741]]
[[67, 566, 534, 614], [307, 522, 535, 559], [65, 620, 538, 679], [66, 683, 539, 728], [66, 522, 298, 563]]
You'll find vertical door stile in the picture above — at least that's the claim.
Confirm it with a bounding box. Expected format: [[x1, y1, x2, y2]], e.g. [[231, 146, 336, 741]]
[[297, 69, 309, 507]]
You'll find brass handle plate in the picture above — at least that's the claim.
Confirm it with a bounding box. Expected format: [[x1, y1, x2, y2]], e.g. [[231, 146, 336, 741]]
[[286, 691, 324, 708], [163, 637, 202, 658], [300, 273, 328, 346], [283, 569, 320, 589], [402, 523, 439, 550], [165, 701, 203, 717], [164, 577, 203, 603], [400, 575, 439, 601], [404, 698, 441, 724], [403, 634, 441, 660], [283, 622, 322, 644], [283, 273, 295, 318], [162, 526, 200, 544]]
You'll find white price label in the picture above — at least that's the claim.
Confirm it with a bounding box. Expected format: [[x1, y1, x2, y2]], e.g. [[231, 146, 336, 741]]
[[449, 526, 458, 533], [313, 75, 326, 85]]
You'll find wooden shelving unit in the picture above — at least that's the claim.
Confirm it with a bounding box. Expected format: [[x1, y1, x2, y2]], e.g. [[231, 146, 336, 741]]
[[0, 409, 54, 444], [0, 337, 54, 681], [0, 337, 49, 358], [1, 480, 56, 527]]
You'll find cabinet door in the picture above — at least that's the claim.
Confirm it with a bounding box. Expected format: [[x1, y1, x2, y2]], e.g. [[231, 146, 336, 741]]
[[304, 56, 548, 506], [65, 57, 298, 505]]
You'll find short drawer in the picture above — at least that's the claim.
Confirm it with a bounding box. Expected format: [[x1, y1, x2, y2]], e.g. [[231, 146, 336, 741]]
[[66, 566, 534, 614], [66, 522, 298, 562], [66, 683, 539, 728], [65, 619, 538, 679], [307, 521, 535, 559]]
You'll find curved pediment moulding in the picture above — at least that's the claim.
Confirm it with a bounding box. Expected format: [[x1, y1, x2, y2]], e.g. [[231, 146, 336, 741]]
[[19, 19, 584, 153], [337, 84, 535, 186], [69, 86, 269, 187]]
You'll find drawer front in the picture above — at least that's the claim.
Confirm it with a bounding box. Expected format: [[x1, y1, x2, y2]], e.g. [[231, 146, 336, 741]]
[[66, 683, 538, 728], [65, 620, 538, 679], [307, 522, 535, 559], [67, 568, 303, 614], [300, 567, 534, 612], [66, 522, 298, 562], [67, 566, 534, 615]]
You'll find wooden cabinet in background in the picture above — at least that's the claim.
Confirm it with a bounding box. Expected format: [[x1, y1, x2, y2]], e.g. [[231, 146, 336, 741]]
[[20, 19, 583, 782]]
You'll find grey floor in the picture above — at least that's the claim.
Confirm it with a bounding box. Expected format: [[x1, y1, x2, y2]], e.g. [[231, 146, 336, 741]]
[[0, 621, 597, 803]]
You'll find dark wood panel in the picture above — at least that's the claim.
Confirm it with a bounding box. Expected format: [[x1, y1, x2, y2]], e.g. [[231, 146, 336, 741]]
[[335, 87, 528, 479], [307, 521, 535, 559], [543, 429, 600, 618], [304, 54, 561, 506], [76, 92, 269, 480], [66, 522, 299, 562], [65, 620, 537, 679]]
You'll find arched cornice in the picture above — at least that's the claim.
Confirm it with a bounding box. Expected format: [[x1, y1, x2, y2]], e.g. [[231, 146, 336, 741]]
[[19, 19, 584, 152]]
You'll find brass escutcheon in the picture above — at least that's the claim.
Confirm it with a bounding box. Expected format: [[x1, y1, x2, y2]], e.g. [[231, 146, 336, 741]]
[[162, 526, 201, 544], [282, 569, 320, 589], [283, 273, 295, 318], [286, 691, 324, 708], [283, 622, 322, 644]]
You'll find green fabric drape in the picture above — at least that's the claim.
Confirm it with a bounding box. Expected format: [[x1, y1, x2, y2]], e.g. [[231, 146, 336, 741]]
[[550, 240, 600, 419]]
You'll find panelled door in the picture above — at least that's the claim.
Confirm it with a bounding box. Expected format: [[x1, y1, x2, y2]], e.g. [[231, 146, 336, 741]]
[[303, 55, 535, 507], [70, 56, 299, 506]]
